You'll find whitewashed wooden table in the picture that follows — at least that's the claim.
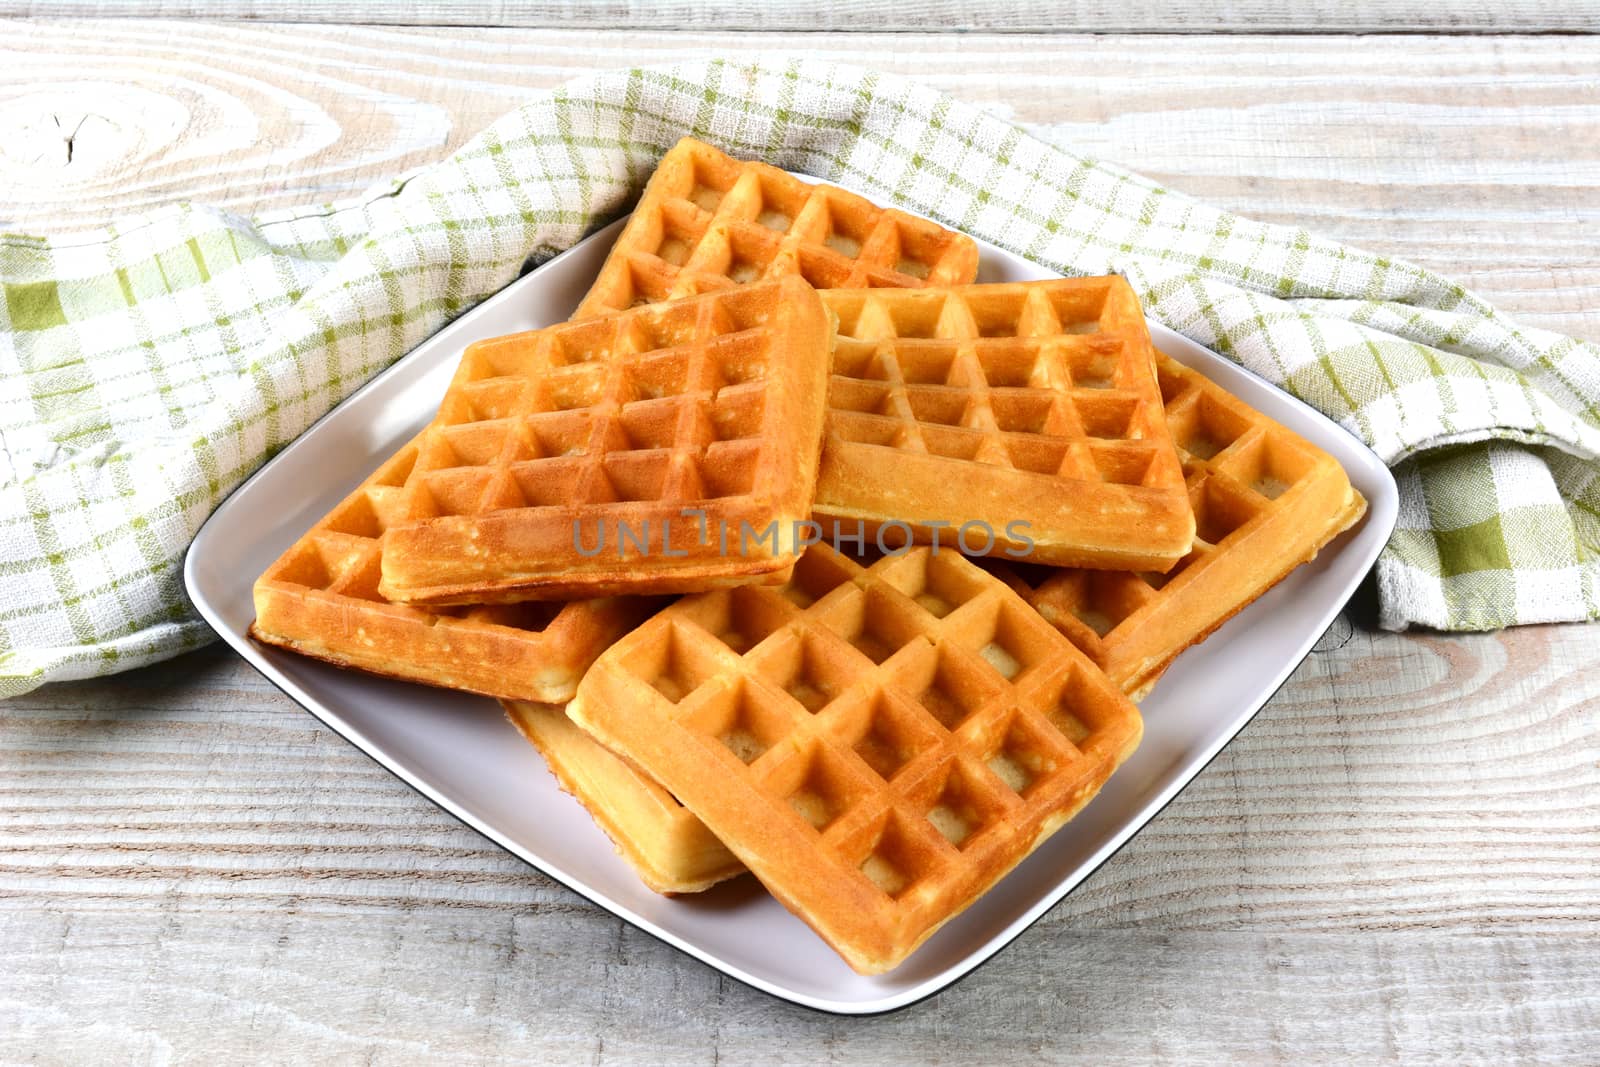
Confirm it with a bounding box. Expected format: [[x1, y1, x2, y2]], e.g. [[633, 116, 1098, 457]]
[[3, 10, 1599, 1063]]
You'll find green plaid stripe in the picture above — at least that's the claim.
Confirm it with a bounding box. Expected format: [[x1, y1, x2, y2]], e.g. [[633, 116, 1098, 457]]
[[2, 59, 1597, 697]]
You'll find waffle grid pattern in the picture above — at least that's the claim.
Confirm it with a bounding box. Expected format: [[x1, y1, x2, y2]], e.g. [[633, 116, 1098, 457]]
[[823, 281, 1179, 486], [987, 354, 1363, 695], [813, 279, 1193, 569], [574, 138, 980, 319], [377, 279, 829, 603], [251, 437, 645, 702], [571, 545, 1142, 973], [426, 290, 778, 517]]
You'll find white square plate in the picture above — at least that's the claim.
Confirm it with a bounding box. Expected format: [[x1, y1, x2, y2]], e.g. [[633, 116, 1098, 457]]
[[185, 212, 1398, 1014]]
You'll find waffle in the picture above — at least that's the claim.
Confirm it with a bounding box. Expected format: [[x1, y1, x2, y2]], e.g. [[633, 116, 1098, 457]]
[[985, 353, 1368, 700], [812, 280, 1195, 571], [573, 137, 980, 321], [376, 278, 832, 606], [502, 700, 745, 894], [250, 435, 653, 702], [568, 544, 1143, 974]]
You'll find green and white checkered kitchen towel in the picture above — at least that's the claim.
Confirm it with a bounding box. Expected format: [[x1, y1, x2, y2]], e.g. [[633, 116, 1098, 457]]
[[3, 59, 1597, 697]]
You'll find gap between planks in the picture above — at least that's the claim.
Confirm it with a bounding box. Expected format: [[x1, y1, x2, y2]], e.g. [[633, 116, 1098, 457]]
[[5, 1, 1600, 34]]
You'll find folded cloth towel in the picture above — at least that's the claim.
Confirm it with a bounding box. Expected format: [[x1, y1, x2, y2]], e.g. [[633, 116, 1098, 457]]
[[3, 59, 1596, 698]]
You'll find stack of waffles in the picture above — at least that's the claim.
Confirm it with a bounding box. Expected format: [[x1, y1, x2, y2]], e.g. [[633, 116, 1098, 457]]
[[252, 137, 1368, 975]]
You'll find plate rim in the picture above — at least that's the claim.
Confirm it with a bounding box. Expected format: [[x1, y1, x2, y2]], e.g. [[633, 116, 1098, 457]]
[[183, 217, 1400, 1016]]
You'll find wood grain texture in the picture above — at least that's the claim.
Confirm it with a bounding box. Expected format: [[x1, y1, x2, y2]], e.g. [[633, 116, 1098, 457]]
[[2, 19, 1599, 1062], [3, 627, 1598, 1061], [6, 0, 1600, 33], [3, 23, 1597, 344]]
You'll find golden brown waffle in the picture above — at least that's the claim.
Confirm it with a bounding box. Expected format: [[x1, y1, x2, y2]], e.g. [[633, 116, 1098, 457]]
[[250, 435, 653, 702], [985, 353, 1368, 700], [812, 279, 1195, 571], [573, 137, 980, 320], [376, 278, 832, 606], [502, 700, 744, 895], [569, 544, 1142, 974]]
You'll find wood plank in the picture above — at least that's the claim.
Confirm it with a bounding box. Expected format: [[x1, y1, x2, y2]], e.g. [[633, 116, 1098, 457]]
[[3, 24, 1596, 343], [4, 0, 1600, 33], [2, 913, 1597, 1062]]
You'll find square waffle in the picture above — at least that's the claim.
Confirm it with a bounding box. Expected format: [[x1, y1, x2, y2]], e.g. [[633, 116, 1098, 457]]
[[250, 435, 654, 703], [502, 700, 744, 895], [573, 137, 979, 321], [568, 544, 1143, 974], [376, 277, 832, 605], [984, 353, 1368, 700], [813, 279, 1195, 571]]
